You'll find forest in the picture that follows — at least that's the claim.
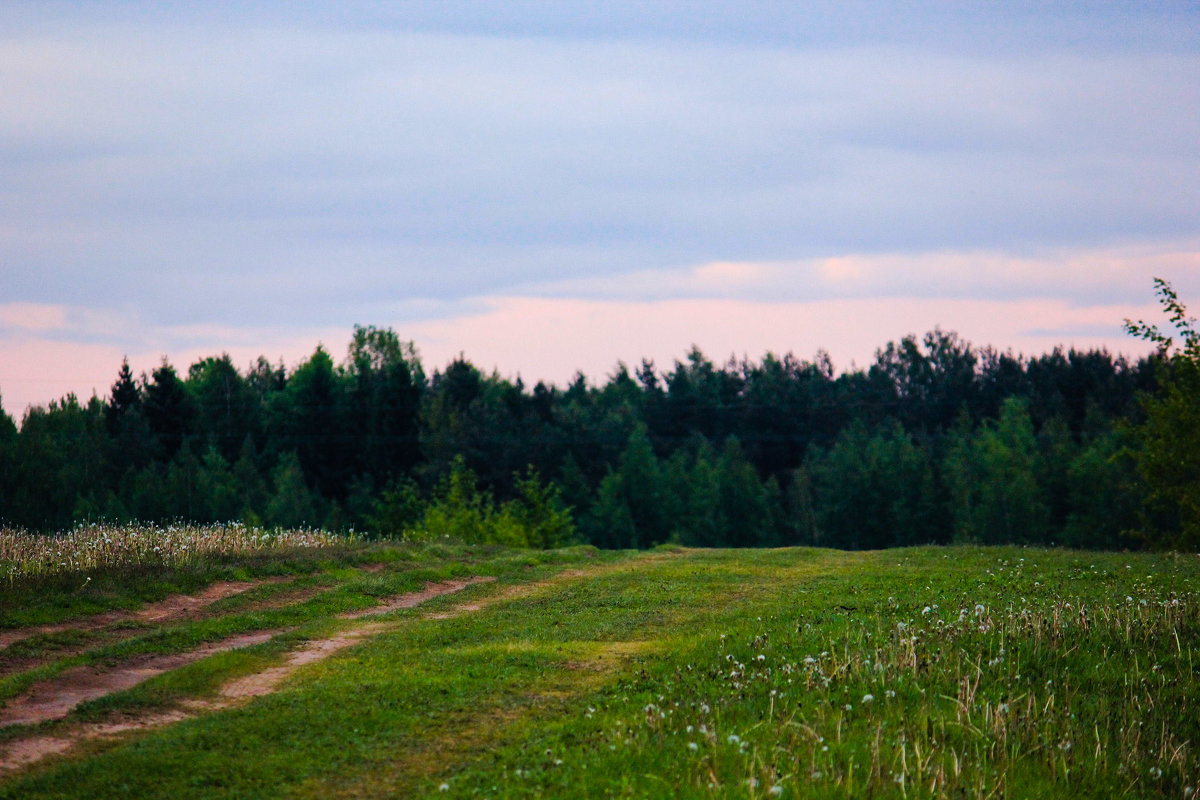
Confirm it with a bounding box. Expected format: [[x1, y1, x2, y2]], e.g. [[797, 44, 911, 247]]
[[1, 282, 1197, 552]]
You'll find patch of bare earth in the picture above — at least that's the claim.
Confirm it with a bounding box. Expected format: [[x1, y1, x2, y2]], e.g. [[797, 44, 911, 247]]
[[219, 578, 497, 701], [341, 576, 496, 620], [0, 630, 279, 728], [0, 576, 493, 774], [0, 558, 396, 653], [0, 579, 287, 652]]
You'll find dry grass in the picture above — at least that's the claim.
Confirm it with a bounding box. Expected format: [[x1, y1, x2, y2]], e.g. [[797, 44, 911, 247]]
[[0, 523, 349, 584]]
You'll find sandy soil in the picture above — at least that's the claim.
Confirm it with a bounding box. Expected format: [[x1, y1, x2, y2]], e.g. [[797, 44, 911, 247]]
[[0, 630, 279, 728], [0, 574, 495, 774], [0, 580, 282, 651]]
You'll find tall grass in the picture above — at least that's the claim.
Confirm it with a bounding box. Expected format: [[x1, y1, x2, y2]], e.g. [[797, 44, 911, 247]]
[[0, 522, 350, 585]]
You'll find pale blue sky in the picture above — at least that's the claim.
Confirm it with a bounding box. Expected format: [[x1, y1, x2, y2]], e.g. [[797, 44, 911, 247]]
[[2, 2, 1198, 415]]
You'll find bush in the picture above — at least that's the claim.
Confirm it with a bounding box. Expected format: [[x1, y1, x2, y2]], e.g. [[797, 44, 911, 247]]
[[414, 457, 575, 548]]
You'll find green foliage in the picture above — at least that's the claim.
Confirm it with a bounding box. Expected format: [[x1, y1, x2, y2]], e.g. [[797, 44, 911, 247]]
[[808, 420, 938, 549], [500, 467, 575, 549], [715, 436, 771, 547], [187, 354, 258, 463], [366, 476, 425, 539], [946, 398, 1048, 544], [415, 458, 573, 548], [0, 314, 1173, 551], [669, 442, 722, 547], [265, 451, 321, 529], [583, 470, 637, 550], [143, 360, 193, 461], [1124, 279, 1200, 550], [344, 325, 424, 479], [418, 456, 493, 544], [3, 547, 1198, 798], [1062, 428, 1140, 549]]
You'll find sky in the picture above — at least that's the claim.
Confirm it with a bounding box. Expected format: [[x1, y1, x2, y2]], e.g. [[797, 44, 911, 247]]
[[2, 2, 1199, 418]]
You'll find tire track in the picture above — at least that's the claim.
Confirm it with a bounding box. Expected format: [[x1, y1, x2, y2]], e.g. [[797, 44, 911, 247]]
[[0, 579, 288, 652], [0, 576, 494, 774]]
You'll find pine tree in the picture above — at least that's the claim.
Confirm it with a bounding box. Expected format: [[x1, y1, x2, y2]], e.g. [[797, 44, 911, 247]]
[[265, 451, 320, 529], [144, 360, 194, 461], [106, 358, 142, 432]]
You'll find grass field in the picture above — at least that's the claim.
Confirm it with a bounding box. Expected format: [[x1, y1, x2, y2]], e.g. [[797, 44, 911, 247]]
[[0, 537, 1197, 798]]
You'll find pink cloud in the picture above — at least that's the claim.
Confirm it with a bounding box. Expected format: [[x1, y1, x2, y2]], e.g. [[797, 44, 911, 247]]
[[0, 303, 68, 332], [0, 331, 342, 421], [405, 295, 1159, 383], [0, 296, 1164, 421]]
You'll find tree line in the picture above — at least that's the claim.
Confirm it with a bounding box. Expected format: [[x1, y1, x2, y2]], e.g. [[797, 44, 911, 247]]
[[1, 283, 1196, 551]]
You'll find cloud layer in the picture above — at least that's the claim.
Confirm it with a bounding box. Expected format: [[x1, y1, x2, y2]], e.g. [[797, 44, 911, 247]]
[[1, 3, 1197, 415]]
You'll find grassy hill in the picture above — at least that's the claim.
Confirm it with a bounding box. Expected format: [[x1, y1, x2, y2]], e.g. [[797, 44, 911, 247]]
[[1, 539, 1197, 798]]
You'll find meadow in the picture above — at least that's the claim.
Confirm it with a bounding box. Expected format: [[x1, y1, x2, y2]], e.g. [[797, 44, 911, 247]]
[[0, 529, 1197, 798]]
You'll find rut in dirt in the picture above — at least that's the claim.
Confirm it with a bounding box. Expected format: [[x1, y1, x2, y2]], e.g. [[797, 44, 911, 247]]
[[0, 630, 279, 728], [0, 578, 289, 652], [0, 560, 396, 653], [0, 576, 496, 773]]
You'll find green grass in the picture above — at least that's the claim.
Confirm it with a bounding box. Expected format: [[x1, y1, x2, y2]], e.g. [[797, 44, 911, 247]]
[[2, 545, 1198, 798]]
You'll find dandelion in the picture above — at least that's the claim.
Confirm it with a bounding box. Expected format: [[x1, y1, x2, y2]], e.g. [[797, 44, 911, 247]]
[[862, 694, 874, 704], [438, 783, 450, 792], [974, 603, 985, 616], [769, 785, 784, 796], [922, 606, 932, 615], [688, 742, 699, 752]]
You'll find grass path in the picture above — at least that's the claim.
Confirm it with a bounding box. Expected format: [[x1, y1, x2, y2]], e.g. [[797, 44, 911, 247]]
[[0, 545, 617, 778], [1, 545, 1198, 798], [0, 579, 279, 650]]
